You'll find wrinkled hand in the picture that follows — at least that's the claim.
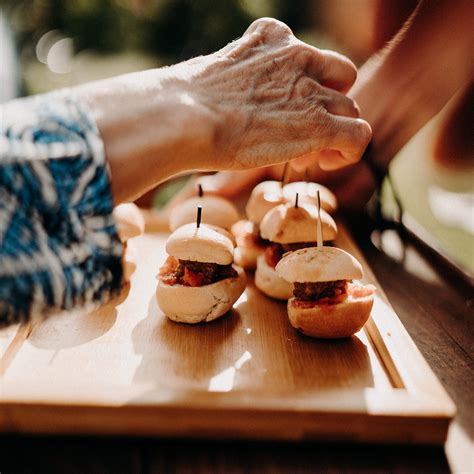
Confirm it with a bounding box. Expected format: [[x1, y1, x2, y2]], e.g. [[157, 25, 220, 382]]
[[192, 18, 371, 171], [80, 18, 371, 204]]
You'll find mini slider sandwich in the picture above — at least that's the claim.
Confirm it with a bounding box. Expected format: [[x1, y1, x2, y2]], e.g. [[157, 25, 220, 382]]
[[113, 203, 145, 283], [169, 185, 239, 231], [275, 193, 375, 338], [255, 194, 338, 300], [232, 165, 291, 270], [157, 206, 246, 324]]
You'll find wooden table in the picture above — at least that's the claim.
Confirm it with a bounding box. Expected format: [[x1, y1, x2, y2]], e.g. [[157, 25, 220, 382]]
[[1, 216, 472, 474]]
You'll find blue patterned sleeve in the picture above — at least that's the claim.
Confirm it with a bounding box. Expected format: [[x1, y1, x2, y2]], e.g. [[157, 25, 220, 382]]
[[0, 92, 123, 327]]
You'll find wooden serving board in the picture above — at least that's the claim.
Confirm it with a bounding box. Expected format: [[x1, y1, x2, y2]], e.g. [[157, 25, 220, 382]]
[[0, 222, 454, 443]]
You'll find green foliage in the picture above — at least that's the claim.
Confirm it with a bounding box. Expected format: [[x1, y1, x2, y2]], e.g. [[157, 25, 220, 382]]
[[2, 0, 312, 62]]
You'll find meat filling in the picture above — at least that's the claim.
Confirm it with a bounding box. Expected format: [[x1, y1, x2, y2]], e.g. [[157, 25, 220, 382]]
[[265, 242, 317, 268], [159, 256, 237, 287], [293, 280, 348, 301]]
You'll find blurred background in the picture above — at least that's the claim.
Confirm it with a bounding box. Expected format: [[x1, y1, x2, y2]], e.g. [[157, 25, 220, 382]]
[[1, 0, 416, 101], [1, 0, 472, 279]]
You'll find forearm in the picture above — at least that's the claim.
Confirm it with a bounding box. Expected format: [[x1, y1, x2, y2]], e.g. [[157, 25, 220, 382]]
[[350, 0, 474, 168], [74, 64, 218, 204]]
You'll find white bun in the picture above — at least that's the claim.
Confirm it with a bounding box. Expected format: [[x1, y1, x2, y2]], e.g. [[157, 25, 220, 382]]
[[276, 246, 363, 283], [169, 196, 239, 231], [166, 223, 234, 265], [287, 291, 374, 338], [245, 181, 285, 224], [113, 203, 145, 242], [231, 220, 265, 270], [260, 203, 337, 244], [255, 255, 293, 300], [156, 265, 246, 324], [283, 182, 338, 214], [205, 225, 235, 245]]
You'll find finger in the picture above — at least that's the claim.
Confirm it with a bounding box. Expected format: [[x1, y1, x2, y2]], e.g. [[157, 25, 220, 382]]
[[290, 152, 320, 173], [291, 150, 350, 175], [284, 158, 365, 189], [317, 150, 351, 171], [197, 169, 268, 197], [305, 47, 357, 93], [321, 87, 360, 118], [319, 116, 372, 169]]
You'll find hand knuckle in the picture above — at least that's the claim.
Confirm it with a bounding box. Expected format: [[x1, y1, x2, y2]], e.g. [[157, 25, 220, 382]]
[[253, 17, 293, 39], [294, 47, 314, 69], [295, 76, 317, 98]]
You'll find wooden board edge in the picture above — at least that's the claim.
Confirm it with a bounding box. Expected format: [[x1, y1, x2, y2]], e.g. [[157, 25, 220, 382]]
[[0, 402, 451, 445], [337, 223, 456, 420]]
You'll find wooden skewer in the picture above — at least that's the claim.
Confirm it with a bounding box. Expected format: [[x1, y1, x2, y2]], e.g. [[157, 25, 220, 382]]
[[304, 167, 309, 183], [295, 192, 299, 209], [196, 205, 202, 228], [281, 162, 291, 187], [198, 184, 203, 197], [316, 190, 323, 247]]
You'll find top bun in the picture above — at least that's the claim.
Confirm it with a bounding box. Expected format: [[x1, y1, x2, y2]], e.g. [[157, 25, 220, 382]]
[[169, 195, 239, 231], [283, 182, 337, 214], [246, 181, 285, 224], [260, 203, 337, 244], [166, 223, 234, 265], [276, 246, 363, 283], [113, 203, 145, 242]]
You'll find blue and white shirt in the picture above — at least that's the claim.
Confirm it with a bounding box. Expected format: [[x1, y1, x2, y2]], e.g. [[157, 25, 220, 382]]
[[0, 93, 123, 327]]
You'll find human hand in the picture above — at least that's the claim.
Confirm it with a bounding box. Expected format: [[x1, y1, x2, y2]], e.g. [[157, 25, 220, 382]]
[[77, 18, 371, 204], [192, 0, 472, 211], [194, 18, 371, 172]]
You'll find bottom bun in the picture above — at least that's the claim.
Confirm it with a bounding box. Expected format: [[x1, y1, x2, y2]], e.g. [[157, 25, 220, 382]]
[[287, 292, 374, 339], [156, 265, 246, 324], [255, 255, 293, 300]]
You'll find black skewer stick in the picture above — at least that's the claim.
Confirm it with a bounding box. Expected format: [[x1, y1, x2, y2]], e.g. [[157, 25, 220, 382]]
[[196, 205, 202, 228], [316, 190, 323, 247], [295, 192, 299, 208], [198, 184, 203, 197]]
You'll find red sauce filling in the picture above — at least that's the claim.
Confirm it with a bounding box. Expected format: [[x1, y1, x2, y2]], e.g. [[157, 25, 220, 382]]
[[264, 243, 285, 268], [264, 242, 317, 268], [159, 256, 237, 287], [291, 282, 375, 308]]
